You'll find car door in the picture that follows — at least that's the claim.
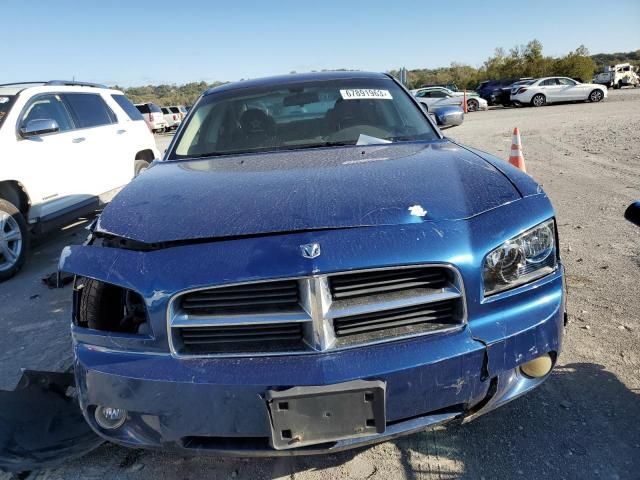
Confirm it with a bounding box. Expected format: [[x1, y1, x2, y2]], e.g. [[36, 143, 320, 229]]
[[539, 78, 562, 102], [13, 93, 85, 216], [63, 93, 130, 196], [556, 78, 583, 100]]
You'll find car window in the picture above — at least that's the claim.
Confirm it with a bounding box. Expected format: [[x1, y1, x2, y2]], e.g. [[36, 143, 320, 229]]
[[161, 107, 169, 114], [540, 79, 558, 86], [111, 94, 144, 121], [21, 94, 74, 132], [171, 78, 439, 159], [170, 107, 180, 113], [149, 103, 162, 114], [136, 104, 150, 114], [64, 93, 116, 128], [558, 78, 577, 86], [430, 91, 447, 98]]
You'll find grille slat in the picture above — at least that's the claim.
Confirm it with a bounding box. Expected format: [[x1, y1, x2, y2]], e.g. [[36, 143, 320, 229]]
[[179, 323, 305, 353], [333, 300, 458, 338], [180, 280, 300, 316], [330, 268, 448, 300]]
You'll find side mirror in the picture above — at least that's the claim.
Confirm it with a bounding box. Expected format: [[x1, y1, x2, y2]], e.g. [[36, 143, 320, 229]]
[[20, 119, 59, 138], [625, 201, 640, 226], [431, 105, 464, 129]]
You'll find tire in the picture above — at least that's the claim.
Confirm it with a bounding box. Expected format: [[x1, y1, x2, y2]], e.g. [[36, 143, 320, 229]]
[[79, 278, 123, 330], [467, 99, 479, 112], [134, 160, 150, 176], [0, 199, 29, 282], [614, 81, 622, 90], [589, 89, 604, 103], [531, 93, 546, 107]]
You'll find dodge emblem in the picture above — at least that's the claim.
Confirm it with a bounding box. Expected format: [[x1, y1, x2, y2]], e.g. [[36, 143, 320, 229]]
[[300, 243, 321, 259]]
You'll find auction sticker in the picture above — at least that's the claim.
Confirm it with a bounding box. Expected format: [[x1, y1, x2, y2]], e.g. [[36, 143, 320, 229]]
[[340, 89, 392, 100]]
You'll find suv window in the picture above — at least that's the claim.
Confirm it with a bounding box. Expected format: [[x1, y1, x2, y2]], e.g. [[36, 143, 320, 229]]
[[170, 107, 180, 114], [136, 104, 150, 114], [112, 94, 144, 121], [64, 93, 116, 128], [21, 94, 74, 132], [161, 107, 169, 114], [148, 103, 162, 114]]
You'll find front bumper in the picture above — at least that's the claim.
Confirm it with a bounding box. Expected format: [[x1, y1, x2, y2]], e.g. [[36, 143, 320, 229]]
[[73, 269, 564, 455]]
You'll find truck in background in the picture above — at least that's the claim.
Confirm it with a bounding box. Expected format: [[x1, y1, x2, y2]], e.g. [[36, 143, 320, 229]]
[[593, 63, 639, 89]]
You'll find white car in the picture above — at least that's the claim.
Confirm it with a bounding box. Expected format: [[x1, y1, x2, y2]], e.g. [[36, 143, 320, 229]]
[[167, 105, 188, 121], [161, 107, 181, 130], [0, 80, 160, 281], [135, 102, 168, 133], [412, 87, 488, 112], [510, 77, 607, 107]]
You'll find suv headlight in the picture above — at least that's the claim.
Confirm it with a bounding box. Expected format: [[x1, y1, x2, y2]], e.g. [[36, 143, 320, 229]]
[[483, 219, 557, 296]]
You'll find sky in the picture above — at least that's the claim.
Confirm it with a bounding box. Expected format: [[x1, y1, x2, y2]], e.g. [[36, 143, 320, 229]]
[[2, 0, 638, 87]]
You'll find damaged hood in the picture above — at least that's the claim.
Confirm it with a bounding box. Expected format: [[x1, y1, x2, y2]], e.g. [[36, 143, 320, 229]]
[[97, 141, 520, 244]]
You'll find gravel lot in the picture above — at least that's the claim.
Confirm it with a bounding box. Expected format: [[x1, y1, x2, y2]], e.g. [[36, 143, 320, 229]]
[[1, 89, 639, 480]]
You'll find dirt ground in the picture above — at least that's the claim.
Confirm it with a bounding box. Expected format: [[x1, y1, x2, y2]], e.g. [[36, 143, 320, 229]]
[[1, 88, 639, 480]]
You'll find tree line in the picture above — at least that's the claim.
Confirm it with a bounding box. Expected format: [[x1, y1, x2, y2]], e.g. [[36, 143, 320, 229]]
[[116, 41, 639, 105]]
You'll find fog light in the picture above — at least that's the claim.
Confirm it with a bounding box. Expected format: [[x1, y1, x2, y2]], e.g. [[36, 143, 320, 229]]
[[520, 354, 553, 378], [94, 406, 127, 430]]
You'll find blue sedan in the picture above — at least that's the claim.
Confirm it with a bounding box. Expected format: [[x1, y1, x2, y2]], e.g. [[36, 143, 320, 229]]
[[61, 71, 565, 455]]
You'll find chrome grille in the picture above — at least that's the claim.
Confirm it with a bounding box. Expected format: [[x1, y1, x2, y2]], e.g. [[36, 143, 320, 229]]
[[169, 265, 465, 357]]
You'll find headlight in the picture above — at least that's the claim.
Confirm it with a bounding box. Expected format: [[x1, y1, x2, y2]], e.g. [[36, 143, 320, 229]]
[[483, 219, 557, 296]]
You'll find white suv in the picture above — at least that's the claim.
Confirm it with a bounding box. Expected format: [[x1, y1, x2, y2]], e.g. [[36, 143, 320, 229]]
[[0, 80, 160, 281]]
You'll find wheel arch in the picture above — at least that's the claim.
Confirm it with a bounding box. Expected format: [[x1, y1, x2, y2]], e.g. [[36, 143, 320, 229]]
[[0, 180, 31, 215]]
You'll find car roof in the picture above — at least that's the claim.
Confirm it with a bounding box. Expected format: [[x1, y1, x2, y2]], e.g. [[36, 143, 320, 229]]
[[0, 82, 122, 96], [203, 71, 391, 96]]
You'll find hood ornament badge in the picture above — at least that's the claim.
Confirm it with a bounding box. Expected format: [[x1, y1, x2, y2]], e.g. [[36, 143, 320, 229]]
[[300, 243, 321, 259]]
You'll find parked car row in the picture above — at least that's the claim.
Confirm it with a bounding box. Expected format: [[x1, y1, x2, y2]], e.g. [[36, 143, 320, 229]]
[[475, 76, 608, 108], [134, 102, 188, 133], [0, 81, 159, 280]]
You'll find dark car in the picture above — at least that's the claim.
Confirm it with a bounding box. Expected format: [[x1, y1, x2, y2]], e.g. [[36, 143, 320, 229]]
[[53, 71, 564, 458], [496, 79, 536, 106]]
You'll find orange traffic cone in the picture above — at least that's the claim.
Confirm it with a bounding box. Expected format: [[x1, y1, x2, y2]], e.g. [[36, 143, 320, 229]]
[[508, 127, 527, 172]]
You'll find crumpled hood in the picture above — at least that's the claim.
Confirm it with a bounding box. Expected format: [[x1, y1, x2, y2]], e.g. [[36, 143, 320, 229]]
[[96, 141, 520, 244]]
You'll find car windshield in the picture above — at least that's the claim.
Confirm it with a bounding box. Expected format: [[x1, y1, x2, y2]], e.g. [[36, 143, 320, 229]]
[[0, 95, 16, 128], [170, 78, 438, 159]]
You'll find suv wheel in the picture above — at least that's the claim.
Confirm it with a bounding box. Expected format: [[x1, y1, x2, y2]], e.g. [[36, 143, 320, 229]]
[[0, 199, 29, 282]]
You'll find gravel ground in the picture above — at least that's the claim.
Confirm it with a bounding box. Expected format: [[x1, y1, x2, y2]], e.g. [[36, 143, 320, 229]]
[[1, 88, 638, 480]]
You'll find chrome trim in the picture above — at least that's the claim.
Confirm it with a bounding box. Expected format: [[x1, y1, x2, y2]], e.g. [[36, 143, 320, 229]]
[[167, 264, 467, 359]]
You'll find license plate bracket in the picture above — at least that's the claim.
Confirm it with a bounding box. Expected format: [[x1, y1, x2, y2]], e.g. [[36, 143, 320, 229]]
[[266, 379, 386, 450]]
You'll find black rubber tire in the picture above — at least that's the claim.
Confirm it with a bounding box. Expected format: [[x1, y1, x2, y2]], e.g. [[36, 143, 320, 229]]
[[531, 93, 546, 107], [589, 89, 605, 103], [467, 98, 479, 112], [0, 198, 29, 282], [134, 160, 150, 176], [78, 278, 123, 330]]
